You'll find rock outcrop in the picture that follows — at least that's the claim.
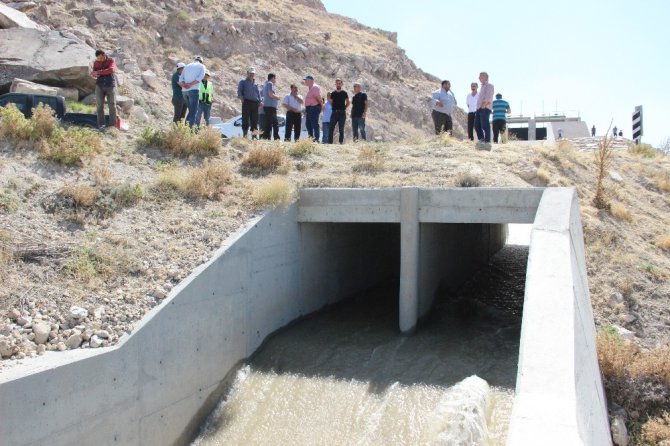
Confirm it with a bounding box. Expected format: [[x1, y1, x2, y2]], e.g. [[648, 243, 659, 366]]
[[0, 2, 48, 30], [0, 28, 96, 94]]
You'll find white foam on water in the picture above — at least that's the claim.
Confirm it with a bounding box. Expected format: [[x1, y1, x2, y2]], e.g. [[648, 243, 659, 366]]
[[193, 369, 512, 446]]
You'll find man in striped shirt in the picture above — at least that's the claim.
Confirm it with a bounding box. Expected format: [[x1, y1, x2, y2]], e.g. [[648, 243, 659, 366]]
[[491, 93, 511, 144], [474, 72, 494, 148]]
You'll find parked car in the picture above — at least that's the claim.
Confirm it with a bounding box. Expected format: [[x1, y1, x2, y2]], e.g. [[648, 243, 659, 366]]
[[212, 114, 308, 140], [0, 93, 124, 129]]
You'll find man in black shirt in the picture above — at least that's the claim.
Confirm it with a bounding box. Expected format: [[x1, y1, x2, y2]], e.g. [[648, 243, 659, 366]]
[[328, 78, 349, 144], [351, 82, 368, 141]]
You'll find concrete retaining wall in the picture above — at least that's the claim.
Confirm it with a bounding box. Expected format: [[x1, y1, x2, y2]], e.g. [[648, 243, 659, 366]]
[[506, 188, 611, 445]]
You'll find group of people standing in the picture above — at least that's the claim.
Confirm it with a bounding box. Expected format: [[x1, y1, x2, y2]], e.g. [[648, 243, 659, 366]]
[[432, 72, 510, 149], [236, 67, 369, 143], [170, 58, 370, 143]]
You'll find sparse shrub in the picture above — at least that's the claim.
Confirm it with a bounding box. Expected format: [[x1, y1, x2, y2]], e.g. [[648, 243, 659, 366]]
[[176, 10, 189, 21], [352, 146, 385, 173], [629, 143, 659, 158], [30, 104, 57, 140], [0, 229, 11, 267], [190, 126, 222, 156], [65, 245, 113, 281], [639, 262, 666, 281], [0, 104, 32, 142], [112, 183, 143, 207], [593, 133, 614, 209], [251, 177, 295, 209], [455, 171, 481, 187], [598, 329, 670, 436], [241, 145, 286, 175], [146, 124, 221, 157], [139, 126, 163, 148], [0, 192, 17, 213], [154, 160, 231, 200], [657, 235, 670, 251], [652, 170, 670, 193], [230, 136, 251, 150], [185, 159, 231, 200], [438, 132, 457, 146], [610, 202, 632, 221], [642, 412, 670, 445], [59, 184, 98, 207], [287, 138, 319, 158], [91, 162, 113, 187], [40, 127, 103, 165], [536, 168, 550, 185]]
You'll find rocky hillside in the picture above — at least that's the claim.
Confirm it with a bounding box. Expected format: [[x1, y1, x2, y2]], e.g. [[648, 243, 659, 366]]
[[0, 0, 466, 139]]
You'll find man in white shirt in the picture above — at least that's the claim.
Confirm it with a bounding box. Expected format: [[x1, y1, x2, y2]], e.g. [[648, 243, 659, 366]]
[[178, 55, 206, 127], [282, 84, 304, 142], [430, 80, 457, 135], [466, 82, 479, 141]]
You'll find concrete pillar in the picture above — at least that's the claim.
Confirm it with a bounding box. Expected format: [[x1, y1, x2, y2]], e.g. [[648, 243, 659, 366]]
[[528, 119, 536, 141], [399, 187, 419, 334]]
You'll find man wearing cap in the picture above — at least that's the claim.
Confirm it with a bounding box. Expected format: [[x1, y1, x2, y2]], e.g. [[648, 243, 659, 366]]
[[303, 75, 323, 142], [91, 49, 117, 129], [430, 80, 456, 135], [262, 73, 281, 140], [171, 62, 187, 123], [491, 93, 511, 144], [237, 67, 262, 138], [179, 55, 206, 127], [474, 71, 494, 149], [196, 71, 214, 126]]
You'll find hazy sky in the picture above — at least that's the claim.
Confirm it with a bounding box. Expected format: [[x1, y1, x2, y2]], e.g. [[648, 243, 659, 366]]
[[321, 0, 668, 147]]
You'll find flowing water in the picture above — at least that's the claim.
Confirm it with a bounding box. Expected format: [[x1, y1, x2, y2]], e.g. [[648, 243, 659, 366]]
[[193, 243, 529, 446]]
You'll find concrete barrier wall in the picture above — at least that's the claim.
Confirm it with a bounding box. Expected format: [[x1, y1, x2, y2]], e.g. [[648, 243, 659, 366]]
[[0, 205, 402, 446], [507, 188, 611, 446]]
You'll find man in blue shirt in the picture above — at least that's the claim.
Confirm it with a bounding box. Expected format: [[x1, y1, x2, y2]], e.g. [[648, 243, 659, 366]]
[[262, 73, 280, 140], [491, 93, 511, 144], [178, 55, 206, 127], [237, 67, 262, 138]]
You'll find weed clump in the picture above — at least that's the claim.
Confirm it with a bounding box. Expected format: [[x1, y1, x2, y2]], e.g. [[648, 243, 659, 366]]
[[455, 171, 481, 187], [287, 139, 319, 158], [241, 145, 286, 176], [629, 143, 659, 158], [251, 177, 295, 209], [657, 235, 670, 251], [598, 329, 670, 440], [154, 160, 231, 200], [610, 202, 633, 222], [352, 146, 385, 173], [139, 124, 220, 157]]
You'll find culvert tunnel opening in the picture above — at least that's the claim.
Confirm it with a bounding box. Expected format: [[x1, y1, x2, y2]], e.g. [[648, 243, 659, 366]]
[[192, 223, 529, 445]]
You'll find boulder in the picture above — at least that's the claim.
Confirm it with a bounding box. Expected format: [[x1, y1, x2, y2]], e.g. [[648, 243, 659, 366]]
[[115, 95, 134, 113], [94, 10, 122, 25], [0, 28, 96, 94], [141, 70, 160, 90], [0, 3, 49, 31], [32, 322, 51, 345], [10, 78, 57, 95]]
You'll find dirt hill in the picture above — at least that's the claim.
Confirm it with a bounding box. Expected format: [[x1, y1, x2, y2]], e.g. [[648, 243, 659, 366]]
[[1, 0, 466, 140]]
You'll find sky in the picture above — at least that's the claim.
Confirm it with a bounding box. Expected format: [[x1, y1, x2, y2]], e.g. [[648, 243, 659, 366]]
[[321, 0, 669, 147]]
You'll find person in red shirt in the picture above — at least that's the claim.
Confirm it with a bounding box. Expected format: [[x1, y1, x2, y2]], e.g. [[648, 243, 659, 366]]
[[91, 49, 117, 129]]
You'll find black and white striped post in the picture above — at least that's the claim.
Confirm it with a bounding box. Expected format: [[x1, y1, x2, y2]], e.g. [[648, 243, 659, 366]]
[[632, 105, 643, 144]]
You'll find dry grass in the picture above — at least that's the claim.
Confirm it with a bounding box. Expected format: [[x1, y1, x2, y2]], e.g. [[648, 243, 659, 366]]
[[30, 104, 58, 140], [154, 160, 232, 200], [287, 139, 319, 158], [59, 184, 98, 207], [629, 143, 660, 158], [657, 235, 670, 251], [598, 328, 670, 442], [230, 136, 252, 150], [39, 127, 103, 165], [536, 168, 551, 185], [594, 133, 615, 209], [652, 170, 670, 193], [111, 183, 144, 207], [610, 202, 633, 222], [251, 177, 295, 209], [455, 171, 481, 187], [642, 412, 670, 445], [90, 162, 113, 187], [241, 145, 286, 176], [352, 146, 385, 173], [142, 124, 221, 157]]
